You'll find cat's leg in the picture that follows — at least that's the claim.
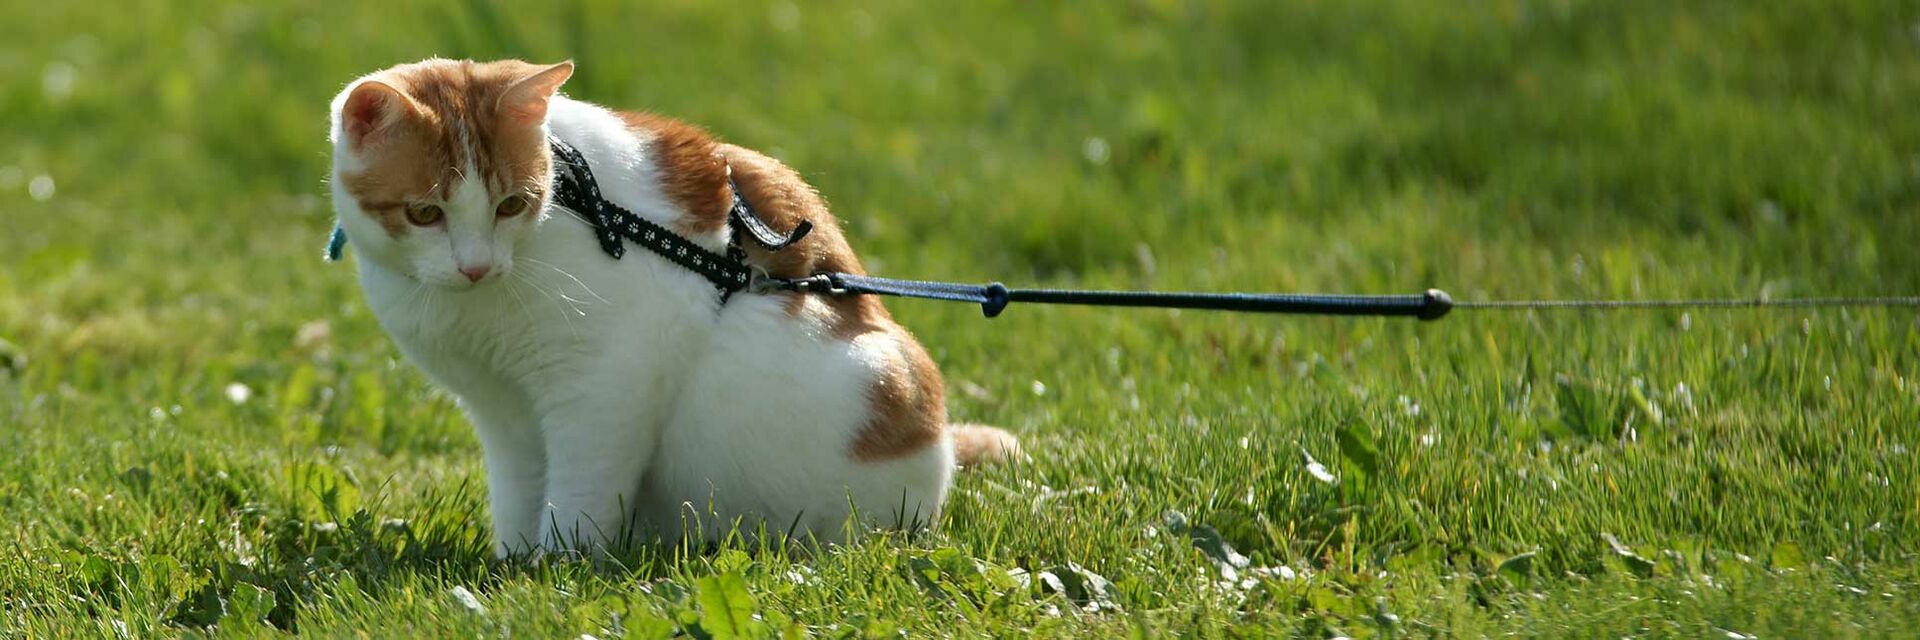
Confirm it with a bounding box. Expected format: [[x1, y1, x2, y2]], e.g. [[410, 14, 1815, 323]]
[[535, 393, 655, 553], [462, 395, 547, 558]]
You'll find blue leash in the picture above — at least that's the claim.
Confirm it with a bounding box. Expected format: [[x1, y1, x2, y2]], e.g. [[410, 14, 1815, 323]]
[[770, 272, 1454, 320]]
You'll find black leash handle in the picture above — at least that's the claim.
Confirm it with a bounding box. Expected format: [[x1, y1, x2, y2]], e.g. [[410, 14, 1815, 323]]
[[783, 273, 1454, 320]]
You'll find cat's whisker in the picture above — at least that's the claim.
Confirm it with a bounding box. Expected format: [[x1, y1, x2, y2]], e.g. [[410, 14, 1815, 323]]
[[513, 270, 571, 313], [512, 270, 587, 339], [507, 274, 580, 339], [510, 270, 556, 303], [522, 257, 609, 304], [400, 281, 427, 310], [514, 268, 589, 317], [504, 272, 534, 324]]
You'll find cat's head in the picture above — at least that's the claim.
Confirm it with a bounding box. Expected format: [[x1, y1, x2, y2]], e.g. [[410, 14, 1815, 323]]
[[328, 58, 573, 289]]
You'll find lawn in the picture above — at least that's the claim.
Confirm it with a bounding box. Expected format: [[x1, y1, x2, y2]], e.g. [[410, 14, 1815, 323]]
[[3, 0, 1918, 636]]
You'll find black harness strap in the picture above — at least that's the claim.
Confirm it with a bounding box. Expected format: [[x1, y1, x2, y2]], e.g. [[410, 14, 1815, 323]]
[[549, 138, 755, 298], [729, 177, 813, 251], [549, 138, 817, 300]]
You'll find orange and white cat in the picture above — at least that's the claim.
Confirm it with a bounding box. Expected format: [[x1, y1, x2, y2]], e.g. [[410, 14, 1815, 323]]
[[328, 58, 1018, 556]]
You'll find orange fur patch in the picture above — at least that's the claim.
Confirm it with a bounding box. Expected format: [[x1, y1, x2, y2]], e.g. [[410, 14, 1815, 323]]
[[950, 424, 1021, 468], [337, 59, 561, 235], [847, 326, 947, 462], [617, 112, 732, 236]]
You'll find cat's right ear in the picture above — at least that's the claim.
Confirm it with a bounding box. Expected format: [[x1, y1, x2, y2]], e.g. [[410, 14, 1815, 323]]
[[498, 61, 574, 126], [342, 80, 417, 150]]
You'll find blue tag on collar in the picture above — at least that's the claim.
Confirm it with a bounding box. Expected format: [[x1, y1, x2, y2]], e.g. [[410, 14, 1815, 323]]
[[325, 225, 347, 262]]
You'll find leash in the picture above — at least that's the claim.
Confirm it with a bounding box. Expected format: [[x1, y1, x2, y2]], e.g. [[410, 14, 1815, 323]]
[[326, 138, 1920, 321], [763, 273, 1457, 319], [759, 274, 1920, 320], [1451, 296, 1920, 311]]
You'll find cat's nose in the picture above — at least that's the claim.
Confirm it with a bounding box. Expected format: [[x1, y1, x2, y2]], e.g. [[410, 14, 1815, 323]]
[[460, 265, 492, 282]]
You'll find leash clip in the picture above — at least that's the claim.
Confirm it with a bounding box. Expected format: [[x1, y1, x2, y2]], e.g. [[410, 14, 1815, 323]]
[[793, 273, 847, 295], [750, 272, 845, 296]]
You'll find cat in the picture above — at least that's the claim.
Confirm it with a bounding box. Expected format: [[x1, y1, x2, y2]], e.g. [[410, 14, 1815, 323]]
[[327, 58, 1019, 556]]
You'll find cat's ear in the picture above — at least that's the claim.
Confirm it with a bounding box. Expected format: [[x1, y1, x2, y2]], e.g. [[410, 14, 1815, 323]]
[[342, 80, 417, 149], [498, 61, 574, 126]]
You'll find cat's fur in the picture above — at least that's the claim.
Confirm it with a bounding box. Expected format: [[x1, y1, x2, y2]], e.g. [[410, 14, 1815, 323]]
[[328, 58, 1019, 555]]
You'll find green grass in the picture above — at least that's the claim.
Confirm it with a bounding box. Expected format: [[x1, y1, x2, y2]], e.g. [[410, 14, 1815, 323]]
[[3, 0, 1918, 636]]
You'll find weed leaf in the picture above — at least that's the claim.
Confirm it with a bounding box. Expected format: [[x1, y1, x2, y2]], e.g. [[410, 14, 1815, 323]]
[[695, 571, 759, 639], [1335, 424, 1380, 479]]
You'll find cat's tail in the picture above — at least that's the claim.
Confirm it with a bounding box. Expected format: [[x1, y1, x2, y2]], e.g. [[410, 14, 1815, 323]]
[[951, 424, 1022, 469]]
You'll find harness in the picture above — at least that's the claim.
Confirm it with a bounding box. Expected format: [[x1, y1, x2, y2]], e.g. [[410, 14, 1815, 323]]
[[544, 138, 810, 302]]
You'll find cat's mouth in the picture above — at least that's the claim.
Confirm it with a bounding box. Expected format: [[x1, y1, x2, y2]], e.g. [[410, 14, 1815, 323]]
[[430, 259, 515, 291], [414, 268, 503, 291], [445, 274, 500, 290]]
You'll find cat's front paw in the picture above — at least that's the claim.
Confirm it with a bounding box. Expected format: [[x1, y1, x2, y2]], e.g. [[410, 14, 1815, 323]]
[[533, 510, 636, 559]]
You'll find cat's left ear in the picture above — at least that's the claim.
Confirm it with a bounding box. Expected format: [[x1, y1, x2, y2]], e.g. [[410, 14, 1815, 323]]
[[499, 61, 574, 126]]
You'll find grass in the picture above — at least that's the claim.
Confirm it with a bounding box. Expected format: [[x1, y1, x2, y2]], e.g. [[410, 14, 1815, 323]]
[[2, 0, 1918, 636]]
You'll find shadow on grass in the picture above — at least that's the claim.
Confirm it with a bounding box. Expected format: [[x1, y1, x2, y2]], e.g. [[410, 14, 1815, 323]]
[[159, 476, 893, 633]]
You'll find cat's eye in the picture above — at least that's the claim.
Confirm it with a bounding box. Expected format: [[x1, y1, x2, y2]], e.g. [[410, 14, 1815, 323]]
[[496, 194, 530, 218], [404, 203, 444, 226]]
